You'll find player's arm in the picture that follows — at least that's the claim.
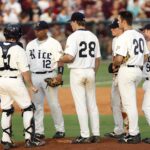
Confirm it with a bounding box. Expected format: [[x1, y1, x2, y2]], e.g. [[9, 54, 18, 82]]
[[113, 54, 124, 66], [18, 46, 38, 93], [22, 71, 38, 93], [95, 57, 100, 73], [59, 54, 74, 63], [55, 60, 64, 82]]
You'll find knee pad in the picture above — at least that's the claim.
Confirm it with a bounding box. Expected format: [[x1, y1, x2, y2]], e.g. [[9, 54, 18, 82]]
[[22, 103, 35, 140], [2, 106, 14, 138], [2, 105, 14, 116]]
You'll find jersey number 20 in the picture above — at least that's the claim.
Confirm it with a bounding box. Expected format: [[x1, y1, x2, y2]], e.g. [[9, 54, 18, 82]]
[[133, 38, 144, 55], [79, 41, 96, 57]]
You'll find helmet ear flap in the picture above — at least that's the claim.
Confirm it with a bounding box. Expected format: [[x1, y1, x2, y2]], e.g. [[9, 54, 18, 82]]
[[4, 24, 22, 41]]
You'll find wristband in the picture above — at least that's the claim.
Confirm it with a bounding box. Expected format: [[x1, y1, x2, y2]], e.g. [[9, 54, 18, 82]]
[[58, 66, 64, 75]]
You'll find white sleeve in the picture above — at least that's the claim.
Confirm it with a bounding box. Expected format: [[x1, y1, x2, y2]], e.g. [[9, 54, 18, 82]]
[[144, 39, 149, 55], [17, 47, 29, 72], [53, 41, 63, 62], [115, 34, 128, 57], [95, 38, 101, 58], [65, 35, 77, 57]]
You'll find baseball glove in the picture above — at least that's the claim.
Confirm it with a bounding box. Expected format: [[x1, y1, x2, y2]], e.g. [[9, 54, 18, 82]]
[[44, 77, 63, 87], [108, 63, 119, 73]]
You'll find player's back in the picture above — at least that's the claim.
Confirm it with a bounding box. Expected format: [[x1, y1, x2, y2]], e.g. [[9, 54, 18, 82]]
[[66, 30, 100, 69], [0, 42, 28, 77], [118, 29, 148, 66]]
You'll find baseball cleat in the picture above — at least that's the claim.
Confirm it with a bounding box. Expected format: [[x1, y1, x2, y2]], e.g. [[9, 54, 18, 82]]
[[142, 138, 150, 144], [71, 136, 91, 144], [25, 138, 45, 148], [118, 133, 141, 144], [89, 136, 100, 143], [35, 133, 45, 140], [104, 132, 125, 139], [1, 141, 17, 150], [52, 131, 65, 139]]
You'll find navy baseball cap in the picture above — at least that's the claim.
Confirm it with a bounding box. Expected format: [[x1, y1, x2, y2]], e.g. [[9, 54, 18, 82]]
[[109, 18, 119, 29], [34, 21, 49, 30], [139, 24, 150, 31], [69, 12, 85, 22]]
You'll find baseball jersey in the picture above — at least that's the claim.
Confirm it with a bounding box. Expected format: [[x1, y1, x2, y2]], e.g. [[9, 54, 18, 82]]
[[112, 36, 121, 57], [0, 42, 29, 77], [116, 30, 149, 66], [65, 30, 101, 68], [26, 36, 63, 72], [143, 40, 150, 78]]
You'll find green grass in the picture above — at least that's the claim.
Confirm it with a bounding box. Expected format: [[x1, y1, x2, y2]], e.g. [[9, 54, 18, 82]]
[[63, 60, 112, 87], [0, 114, 149, 142]]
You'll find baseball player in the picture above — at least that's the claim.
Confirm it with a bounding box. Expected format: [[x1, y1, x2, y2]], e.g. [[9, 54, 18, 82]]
[[59, 12, 101, 144], [26, 21, 65, 140], [113, 11, 149, 144], [140, 24, 150, 144], [105, 18, 128, 139], [0, 24, 45, 150]]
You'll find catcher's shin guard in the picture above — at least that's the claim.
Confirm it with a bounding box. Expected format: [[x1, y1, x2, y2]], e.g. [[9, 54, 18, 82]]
[[1, 106, 14, 142], [22, 103, 35, 140]]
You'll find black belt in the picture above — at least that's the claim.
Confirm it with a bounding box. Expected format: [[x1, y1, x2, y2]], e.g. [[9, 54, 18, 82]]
[[0, 76, 17, 78], [127, 65, 143, 70], [127, 65, 136, 67], [145, 77, 150, 80], [32, 71, 53, 74]]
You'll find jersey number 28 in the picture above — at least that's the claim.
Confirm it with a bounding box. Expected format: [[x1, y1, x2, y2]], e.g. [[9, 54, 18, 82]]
[[79, 41, 96, 57]]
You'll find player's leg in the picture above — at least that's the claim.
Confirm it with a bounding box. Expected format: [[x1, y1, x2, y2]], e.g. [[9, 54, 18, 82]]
[[111, 80, 124, 134], [31, 74, 45, 136], [44, 86, 65, 138], [85, 69, 100, 143], [70, 69, 90, 143], [142, 80, 150, 144], [10, 79, 45, 147], [118, 67, 142, 143], [0, 94, 16, 149], [142, 81, 150, 125], [85, 70, 99, 135]]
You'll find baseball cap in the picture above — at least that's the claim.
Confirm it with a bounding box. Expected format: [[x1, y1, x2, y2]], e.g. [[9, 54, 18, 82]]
[[109, 18, 119, 29], [34, 21, 49, 30], [69, 12, 85, 22], [139, 24, 150, 31]]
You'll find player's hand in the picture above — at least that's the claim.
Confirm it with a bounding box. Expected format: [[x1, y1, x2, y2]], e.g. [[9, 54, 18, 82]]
[[31, 86, 38, 93], [55, 74, 62, 83]]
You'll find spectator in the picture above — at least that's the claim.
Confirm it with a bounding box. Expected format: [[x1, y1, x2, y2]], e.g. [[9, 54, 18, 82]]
[[51, 24, 66, 49], [142, 0, 150, 18], [38, 0, 50, 12], [3, 0, 22, 23], [56, 7, 70, 23], [127, 0, 142, 18], [40, 8, 53, 23], [29, 1, 41, 21]]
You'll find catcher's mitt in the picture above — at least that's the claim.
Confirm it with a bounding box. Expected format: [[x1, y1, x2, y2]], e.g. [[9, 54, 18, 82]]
[[108, 63, 119, 73], [44, 77, 63, 87]]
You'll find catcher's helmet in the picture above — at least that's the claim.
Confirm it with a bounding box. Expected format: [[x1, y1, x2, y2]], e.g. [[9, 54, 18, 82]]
[[4, 24, 22, 41]]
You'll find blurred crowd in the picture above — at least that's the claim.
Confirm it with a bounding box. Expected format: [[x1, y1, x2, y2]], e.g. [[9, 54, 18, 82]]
[[0, 0, 150, 59]]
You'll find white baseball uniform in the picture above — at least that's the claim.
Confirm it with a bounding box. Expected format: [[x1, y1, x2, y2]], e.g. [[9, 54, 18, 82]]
[[142, 51, 150, 125], [26, 36, 65, 135], [116, 29, 149, 136], [0, 42, 33, 142], [111, 37, 124, 135], [65, 29, 101, 138]]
